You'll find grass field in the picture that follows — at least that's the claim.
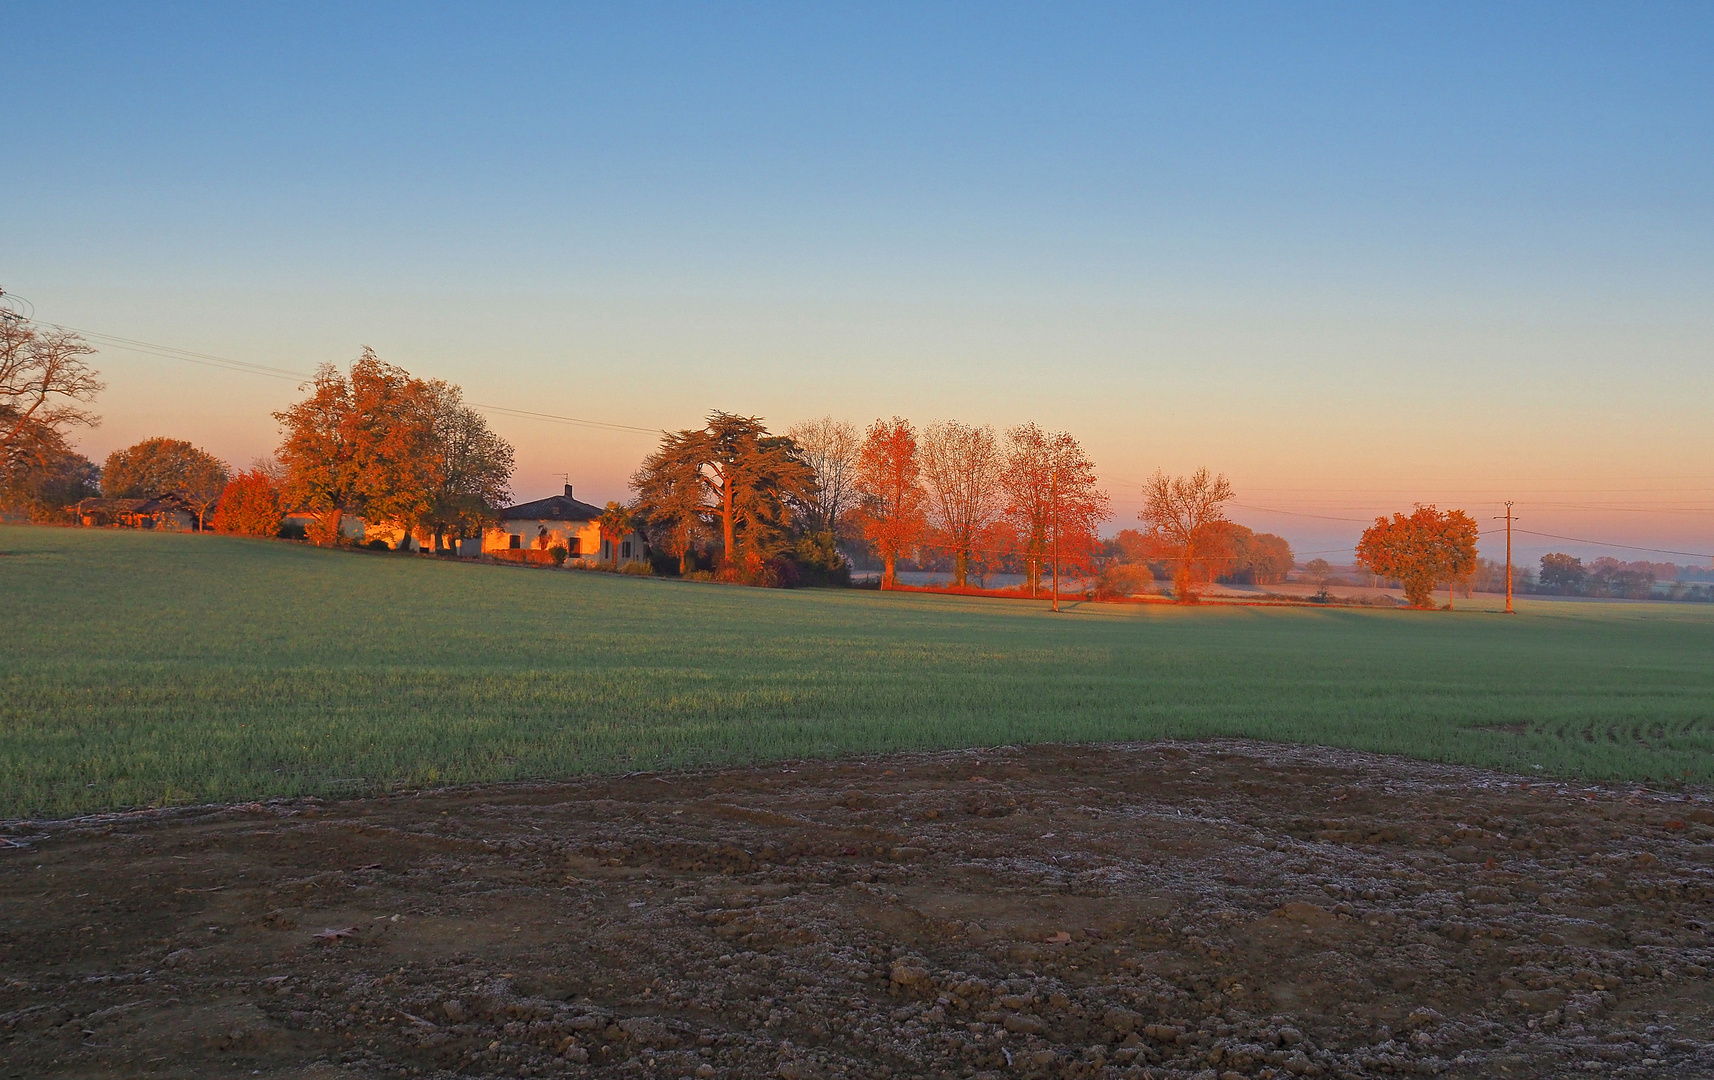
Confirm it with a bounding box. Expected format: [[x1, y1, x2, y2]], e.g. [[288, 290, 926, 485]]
[[3, 524, 1712, 818]]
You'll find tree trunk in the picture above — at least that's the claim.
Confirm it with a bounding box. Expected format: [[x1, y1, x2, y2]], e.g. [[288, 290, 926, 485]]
[[317, 506, 344, 547], [721, 477, 735, 567], [882, 551, 895, 590], [954, 549, 969, 587]]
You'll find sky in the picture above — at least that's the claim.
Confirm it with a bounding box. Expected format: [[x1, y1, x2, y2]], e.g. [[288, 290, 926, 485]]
[[5, 2, 1712, 566]]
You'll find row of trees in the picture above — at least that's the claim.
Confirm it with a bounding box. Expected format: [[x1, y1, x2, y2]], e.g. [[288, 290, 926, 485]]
[[1, 331, 519, 553], [628, 414, 1299, 603], [630, 413, 1113, 592], [1535, 553, 1707, 599]]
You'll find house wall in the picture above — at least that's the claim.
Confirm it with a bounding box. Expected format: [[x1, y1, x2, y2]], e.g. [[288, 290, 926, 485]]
[[282, 513, 365, 539], [482, 520, 647, 564]]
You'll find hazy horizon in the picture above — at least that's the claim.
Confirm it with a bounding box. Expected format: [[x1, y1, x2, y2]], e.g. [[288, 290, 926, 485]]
[[7, 3, 1710, 567]]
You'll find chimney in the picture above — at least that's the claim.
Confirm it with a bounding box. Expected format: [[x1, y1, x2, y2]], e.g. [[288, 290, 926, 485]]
[[564, 484, 574, 499]]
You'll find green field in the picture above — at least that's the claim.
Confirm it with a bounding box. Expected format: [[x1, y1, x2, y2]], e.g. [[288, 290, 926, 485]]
[[3, 525, 1711, 818]]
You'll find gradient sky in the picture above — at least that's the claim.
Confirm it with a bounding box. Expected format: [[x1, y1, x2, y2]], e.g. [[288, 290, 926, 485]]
[[6, 3, 1712, 565]]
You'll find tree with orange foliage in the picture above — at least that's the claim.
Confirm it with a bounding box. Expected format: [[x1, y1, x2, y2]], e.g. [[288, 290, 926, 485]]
[[1001, 424, 1109, 601], [855, 417, 926, 589], [597, 501, 636, 567], [273, 349, 437, 545], [1138, 468, 1235, 602], [1356, 504, 1478, 609], [210, 468, 284, 537]]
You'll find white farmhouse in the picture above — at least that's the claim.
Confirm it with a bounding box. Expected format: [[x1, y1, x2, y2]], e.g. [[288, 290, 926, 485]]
[[483, 486, 648, 565]]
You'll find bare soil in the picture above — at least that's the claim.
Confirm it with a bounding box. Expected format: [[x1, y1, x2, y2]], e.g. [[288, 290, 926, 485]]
[[3, 741, 1712, 1080]]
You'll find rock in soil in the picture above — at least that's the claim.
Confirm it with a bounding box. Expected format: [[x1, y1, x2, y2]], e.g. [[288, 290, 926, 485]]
[[2, 739, 1712, 1079]]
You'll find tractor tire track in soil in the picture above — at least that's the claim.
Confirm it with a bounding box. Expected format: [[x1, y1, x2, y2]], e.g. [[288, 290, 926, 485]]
[[2, 740, 1712, 1079]]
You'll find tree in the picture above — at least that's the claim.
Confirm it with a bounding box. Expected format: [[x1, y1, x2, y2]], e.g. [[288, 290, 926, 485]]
[[1040, 433, 1107, 606], [630, 412, 814, 580], [998, 425, 1108, 603], [1238, 529, 1294, 585], [2, 446, 98, 521], [854, 417, 927, 590], [1539, 552, 1586, 592], [416, 381, 514, 551], [273, 349, 437, 546], [787, 416, 861, 537], [1138, 468, 1236, 602], [1, 319, 103, 511], [919, 421, 1004, 587], [210, 468, 284, 537], [631, 429, 710, 574], [102, 437, 230, 528], [1303, 558, 1334, 593], [597, 501, 636, 566], [1355, 505, 1479, 609]]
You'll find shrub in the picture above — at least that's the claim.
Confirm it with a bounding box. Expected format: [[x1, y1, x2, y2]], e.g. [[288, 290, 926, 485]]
[[490, 549, 557, 566], [548, 545, 568, 566], [210, 470, 284, 538], [1095, 563, 1153, 600], [621, 561, 653, 577]]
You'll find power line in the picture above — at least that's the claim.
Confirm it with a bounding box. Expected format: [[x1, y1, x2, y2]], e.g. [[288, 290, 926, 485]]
[[1509, 529, 1712, 561], [1229, 502, 1372, 523], [49, 323, 664, 437]]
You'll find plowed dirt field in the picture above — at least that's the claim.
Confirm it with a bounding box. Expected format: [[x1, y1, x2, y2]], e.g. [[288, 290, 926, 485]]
[[4, 740, 1711, 1080]]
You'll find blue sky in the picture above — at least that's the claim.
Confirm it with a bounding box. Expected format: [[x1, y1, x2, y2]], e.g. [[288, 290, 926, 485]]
[[6, 3, 1713, 561]]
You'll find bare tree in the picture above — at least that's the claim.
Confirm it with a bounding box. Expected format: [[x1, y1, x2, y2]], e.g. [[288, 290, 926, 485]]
[[919, 420, 1003, 587], [1, 319, 103, 488], [1138, 468, 1235, 602], [788, 416, 861, 537]]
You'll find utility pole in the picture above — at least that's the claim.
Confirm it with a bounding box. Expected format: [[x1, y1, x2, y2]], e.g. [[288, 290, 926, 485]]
[[1495, 501, 1517, 614], [1050, 463, 1060, 613]]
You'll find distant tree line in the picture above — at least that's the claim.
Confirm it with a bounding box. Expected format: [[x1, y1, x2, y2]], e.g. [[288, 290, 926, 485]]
[[12, 316, 1701, 607], [1530, 553, 1713, 601]]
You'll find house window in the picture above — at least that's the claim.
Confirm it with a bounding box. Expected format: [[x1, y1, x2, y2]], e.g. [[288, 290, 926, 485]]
[[622, 540, 633, 559], [509, 534, 521, 549]]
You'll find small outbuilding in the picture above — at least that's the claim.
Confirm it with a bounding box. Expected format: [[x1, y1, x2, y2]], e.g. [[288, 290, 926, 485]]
[[76, 494, 197, 531]]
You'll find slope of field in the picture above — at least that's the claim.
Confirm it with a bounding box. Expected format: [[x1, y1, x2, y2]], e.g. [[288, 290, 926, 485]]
[[3, 525, 1712, 817]]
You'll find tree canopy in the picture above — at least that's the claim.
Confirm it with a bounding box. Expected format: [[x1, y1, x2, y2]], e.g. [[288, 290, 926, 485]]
[[1001, 424, 1109, 596], [631, 412, 814, 580], [103, 437, 230, 527], [1355, 505, 1478, 608], [416, 381, 514, 550], [273, 350, 510, 547], [920, 421, 1003, 587], [787, 416, 861, 538], [855, 417, 926, 590], [210, 468, 284, 537]]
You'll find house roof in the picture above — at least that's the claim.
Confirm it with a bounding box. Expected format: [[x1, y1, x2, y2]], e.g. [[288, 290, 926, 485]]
[[499, 493, 608, 522], [77, 498, 152, 512], [77, 492, 193, 513]]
